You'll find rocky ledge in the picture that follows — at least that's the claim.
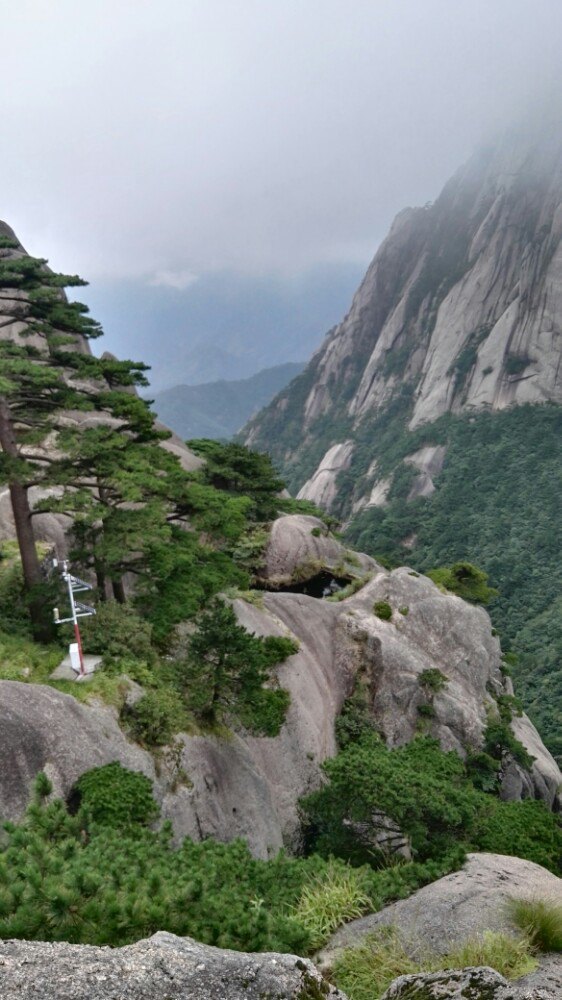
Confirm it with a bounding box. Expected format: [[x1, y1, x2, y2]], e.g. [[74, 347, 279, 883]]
[[0, 932, 344, 1000]]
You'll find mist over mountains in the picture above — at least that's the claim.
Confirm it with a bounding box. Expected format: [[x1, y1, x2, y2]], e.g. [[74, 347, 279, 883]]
[[82, 263, 363, 391], [152, 362, 305, 440]]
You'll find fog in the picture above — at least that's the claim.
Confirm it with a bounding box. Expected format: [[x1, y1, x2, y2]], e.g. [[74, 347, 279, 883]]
[[2, 1, 562, 384]]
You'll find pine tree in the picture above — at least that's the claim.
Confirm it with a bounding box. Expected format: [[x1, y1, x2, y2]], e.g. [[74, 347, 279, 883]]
[[179, 598, 297, 733], [0, 236, 154, 631]]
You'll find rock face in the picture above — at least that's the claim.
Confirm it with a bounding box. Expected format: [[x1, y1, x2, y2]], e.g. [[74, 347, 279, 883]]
[[380, 965, 557, 1000], [0, 681, 158, 823], [244, 124, 562, 510], [2, 555, 560, 857], [320, 853, 562, 963], [296, 442, 355, 509], [0, 932, 343, 1000], [259, 514, 376, 588]]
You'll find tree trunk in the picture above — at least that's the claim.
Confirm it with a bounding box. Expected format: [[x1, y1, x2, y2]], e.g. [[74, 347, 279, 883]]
[[112, 577, 126, 604], [0, 395, 49, 640], [94, 562, 107, 599]]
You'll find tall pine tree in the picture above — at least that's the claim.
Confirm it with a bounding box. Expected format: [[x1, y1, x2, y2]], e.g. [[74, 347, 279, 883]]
[[0, 234, 160, 633]]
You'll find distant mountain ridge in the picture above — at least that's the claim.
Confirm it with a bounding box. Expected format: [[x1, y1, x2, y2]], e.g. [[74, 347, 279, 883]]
[[152, 362, 305, 440]]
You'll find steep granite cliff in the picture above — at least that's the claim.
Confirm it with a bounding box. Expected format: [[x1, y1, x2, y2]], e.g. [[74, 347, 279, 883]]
[[245, 125, 562, 492]]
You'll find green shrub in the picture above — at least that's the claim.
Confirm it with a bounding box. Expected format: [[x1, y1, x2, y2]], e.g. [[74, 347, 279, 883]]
[[0, 541, 57, 639], [0, 781, 380, 954], [505, 355, 532, 375], [398, 606, 409, 616], [509, 898, 562, 952], [335, 690, 379, 750], [237, 687, 291, 737], [75, 762, 159, 829], [123, 689, 188, 747], [79, 601, 155, 663], [465, 750, 500, 792], [419, 668, 448, 693], [178, 599, 296, 734], [426, 562, 498, 605], [373, 601, 392, 621], [302, 729, 562, 874], [326, 575, 371, 602], [472, 799, 562, 874], [482, 716, 535, 770], [302, 734, 481, 863], [417, 703, 436, 718]]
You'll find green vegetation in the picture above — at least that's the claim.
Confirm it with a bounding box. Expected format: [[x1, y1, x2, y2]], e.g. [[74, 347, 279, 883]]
[[331, 929, 536, 1000], [373, 601, 392, 621], [301, 729, 562, 874], [76, 763, 159, 830], [292, 863, 373, 951], [426, 562, 498, 605], [509, 898, 562, 952], [0, 770, 459, 952], [176, 598, 297, 734], [419, 669, 448, 694]]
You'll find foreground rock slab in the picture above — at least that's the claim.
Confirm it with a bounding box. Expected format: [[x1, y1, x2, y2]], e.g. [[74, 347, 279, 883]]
[[0, 931, 345, 1000], [320, 853, 562, 963], [380, 963, 561, 1000]]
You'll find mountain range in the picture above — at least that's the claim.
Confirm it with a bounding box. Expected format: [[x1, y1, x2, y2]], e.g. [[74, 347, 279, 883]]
[[151, 362, 304, 440]]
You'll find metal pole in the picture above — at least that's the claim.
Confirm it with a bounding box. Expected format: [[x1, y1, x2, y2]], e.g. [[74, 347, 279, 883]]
[[64, 561, 85, 677]]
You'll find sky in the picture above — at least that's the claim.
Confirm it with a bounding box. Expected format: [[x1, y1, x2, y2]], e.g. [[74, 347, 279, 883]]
[[2, 1, 562, 386]]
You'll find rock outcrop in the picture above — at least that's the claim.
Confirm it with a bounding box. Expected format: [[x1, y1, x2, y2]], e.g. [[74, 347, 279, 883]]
[[320, 853, 562, 964], [2, 552, 560, 857], [380, 964, 561, 1000], [0, 932, 343, 1000], [259, 514, 375, 589]]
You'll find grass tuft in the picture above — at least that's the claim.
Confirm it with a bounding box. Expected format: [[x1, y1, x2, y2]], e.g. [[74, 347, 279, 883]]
[[293, 863, 373, 950], [331, 929, 537, 1000], [509, 898, 562, 953]]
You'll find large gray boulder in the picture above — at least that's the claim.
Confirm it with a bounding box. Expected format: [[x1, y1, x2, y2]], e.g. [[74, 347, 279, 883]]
[[320, 853, 562, 964], [260, 514, 375, 588], [380, 964, 560, 1000], [0, 932, 344, 1000], [0, 681, 157, 823]]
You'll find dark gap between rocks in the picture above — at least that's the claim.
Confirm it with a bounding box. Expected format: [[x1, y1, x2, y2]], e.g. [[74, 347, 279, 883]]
[[256, 571, 352, 598]]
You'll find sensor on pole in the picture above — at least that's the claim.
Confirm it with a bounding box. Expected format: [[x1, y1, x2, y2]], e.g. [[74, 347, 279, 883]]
[[52, 560, 96, 678]]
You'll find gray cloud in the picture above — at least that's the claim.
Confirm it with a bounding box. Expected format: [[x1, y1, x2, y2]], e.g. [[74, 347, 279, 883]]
[[2, 0, 562, 284]]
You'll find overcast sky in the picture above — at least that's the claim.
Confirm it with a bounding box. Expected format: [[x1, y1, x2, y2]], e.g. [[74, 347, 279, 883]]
[[2, 0, 562, 287]]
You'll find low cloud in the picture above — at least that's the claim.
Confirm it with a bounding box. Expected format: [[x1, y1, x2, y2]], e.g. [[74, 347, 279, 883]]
[[2, 1, 562, 284], [149, 269, 199, 291]]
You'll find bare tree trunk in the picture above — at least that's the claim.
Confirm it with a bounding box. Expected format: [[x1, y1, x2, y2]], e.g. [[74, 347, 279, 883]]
[[94, 560, 107, 599], [112, 577, 126, 604], [0, 395, 48, 639]]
